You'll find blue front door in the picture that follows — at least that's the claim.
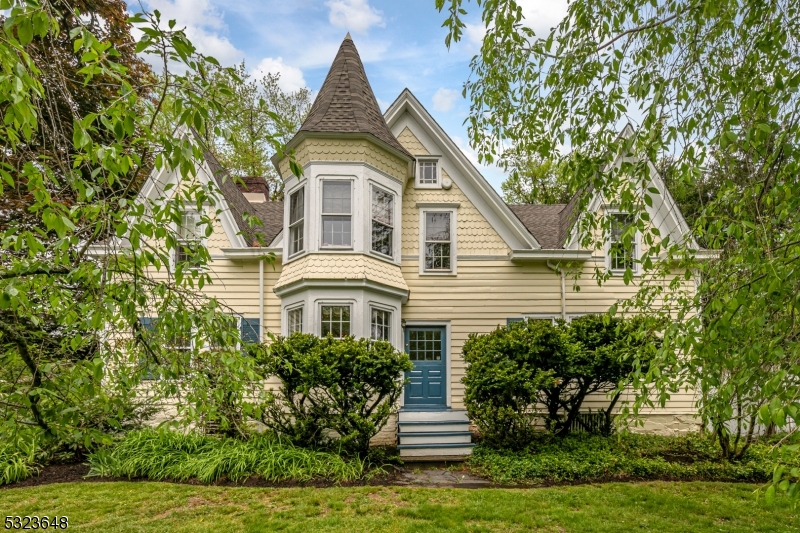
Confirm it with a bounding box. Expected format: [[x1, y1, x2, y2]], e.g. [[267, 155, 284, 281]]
[[404, 326, 447, 408]]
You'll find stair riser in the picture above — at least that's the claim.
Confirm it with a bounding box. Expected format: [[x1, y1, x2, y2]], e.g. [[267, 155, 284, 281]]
[[398, 423, 469, 433], [400, 447, 474, 457], [398, 410, 469, 423], [399, 434, 472, 445]]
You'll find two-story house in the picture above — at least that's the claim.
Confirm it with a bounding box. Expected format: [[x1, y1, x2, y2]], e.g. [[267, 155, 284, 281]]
[[123, 34, 701, 458]]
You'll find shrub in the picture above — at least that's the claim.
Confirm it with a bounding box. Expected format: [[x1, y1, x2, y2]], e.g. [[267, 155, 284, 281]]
[[462, 320, 563, 448], [468, 433, 799, 485], [462, 316, 657, 446], [545, 315, 657, 436], [255, 334, 412, 455], [86, 428, 378, 483]]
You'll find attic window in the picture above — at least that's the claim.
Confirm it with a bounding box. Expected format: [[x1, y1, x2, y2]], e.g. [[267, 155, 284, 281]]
[[609, 214, 636, 272], [174, 210, 204, 268], [417, 159, 439, 188]]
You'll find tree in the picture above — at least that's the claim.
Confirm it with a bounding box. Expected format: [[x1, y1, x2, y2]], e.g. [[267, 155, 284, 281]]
[[501, 156, 571, 204], [0, 1, 287, 455], [202, 62, 312, 200], [439, 0, 800, 494]]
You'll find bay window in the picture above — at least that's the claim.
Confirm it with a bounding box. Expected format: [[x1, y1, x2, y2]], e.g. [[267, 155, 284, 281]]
[[371, 187, 394, 257], [321, 181, 352, 247]]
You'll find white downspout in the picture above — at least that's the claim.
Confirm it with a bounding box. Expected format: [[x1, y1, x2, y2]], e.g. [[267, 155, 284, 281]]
[[259, 258, 265, 342], [547, 260, 567, 321]]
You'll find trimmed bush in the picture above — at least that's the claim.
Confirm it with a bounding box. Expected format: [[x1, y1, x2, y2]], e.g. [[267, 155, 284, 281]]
[[87, 429, 378, 483], [462, 315, 657, 446], [462, 320, 563, 448], [468, 433, 799, 484], [255, 334, 412, 455]]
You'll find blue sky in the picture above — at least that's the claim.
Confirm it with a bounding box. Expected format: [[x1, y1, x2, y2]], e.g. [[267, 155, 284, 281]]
[[137, 0, 569, 191]]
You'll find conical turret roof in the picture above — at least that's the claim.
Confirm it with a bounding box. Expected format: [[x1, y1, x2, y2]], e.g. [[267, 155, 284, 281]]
[[296, 34, 411, 158]]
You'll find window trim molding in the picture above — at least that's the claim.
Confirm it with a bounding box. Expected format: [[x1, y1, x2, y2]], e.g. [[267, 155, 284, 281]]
[[319, 178, 354, 250], [369, 183, 396, 261], [171, 207, 209, 273], [287, 185, 306, 258], [418, 207, 458, 276], [285, 304, 304, 335], [604, 209, 640, 276], [415, 157, 442, 189], [523, 313, 560, 325], [368, 305, 393, 342], [317, 301, 354, 338]]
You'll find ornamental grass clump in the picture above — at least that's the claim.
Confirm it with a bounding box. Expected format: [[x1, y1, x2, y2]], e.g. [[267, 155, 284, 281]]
[[87, 429, 378, 483], [0, 443, 38, 486]]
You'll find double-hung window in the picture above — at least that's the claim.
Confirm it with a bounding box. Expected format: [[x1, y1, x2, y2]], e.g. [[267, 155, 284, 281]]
[[321, 181, 352, 247], [424, 212, 452, 271], [321, 305, 350, 337], [371, 187, 394, 257], [370, 308, 391, 341], [175, 210, 203, 267], [289, 188, 305, 256], [287, 307, 303, 334], [609, 214, 635, 272]]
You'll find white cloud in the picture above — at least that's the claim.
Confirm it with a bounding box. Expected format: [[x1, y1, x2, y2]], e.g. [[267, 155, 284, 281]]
[[432, 88, 460, 113], [464, 22, 487, 46], [251, 57, 307, 92], [141, 0, 244, 65], [326, 0, 385, 34], [517, 0, 569, 37], [452, 135, 506, 190]]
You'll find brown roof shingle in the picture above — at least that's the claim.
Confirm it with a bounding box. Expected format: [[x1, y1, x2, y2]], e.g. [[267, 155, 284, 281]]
[[296, 34, 412, 159]]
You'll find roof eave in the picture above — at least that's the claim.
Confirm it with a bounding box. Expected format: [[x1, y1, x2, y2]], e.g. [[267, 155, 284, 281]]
[[510, 249, 593, 262], [272, 130, 414, 181]]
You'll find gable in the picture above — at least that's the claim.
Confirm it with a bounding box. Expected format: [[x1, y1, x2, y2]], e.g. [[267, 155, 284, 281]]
[[385, 91, 540, 251], [564, 126, 697, 251]]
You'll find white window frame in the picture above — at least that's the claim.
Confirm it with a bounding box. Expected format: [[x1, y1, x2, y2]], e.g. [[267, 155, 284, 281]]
[[522, 314, 560, 325], [288, 186, 305, 257], [415, 157, 441, 189], [319, 303, 352, 338], [606, 211, 639, 275], [172, 208, 207, 272], [286, 305, 304, 335], [320, 179, 353, 249], [419, 208, 457, 275], [369, 306, 392, 342], [370, 184, 395, 260]]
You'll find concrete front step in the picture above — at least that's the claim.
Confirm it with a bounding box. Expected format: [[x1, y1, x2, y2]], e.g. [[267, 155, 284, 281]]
[[398, 421, 470, 433], [398, 431, 473, 445], [398, 443, 475, 457], [397, 409, 469, 423]]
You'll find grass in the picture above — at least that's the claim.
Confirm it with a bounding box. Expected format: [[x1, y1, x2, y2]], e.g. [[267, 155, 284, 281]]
[[0, 481, 798, 532], [468, 433, 798, 484], [86, 429, 379, 484]]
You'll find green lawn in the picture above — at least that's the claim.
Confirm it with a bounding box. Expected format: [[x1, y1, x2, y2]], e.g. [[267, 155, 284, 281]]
[[1, 481, 797, 532]]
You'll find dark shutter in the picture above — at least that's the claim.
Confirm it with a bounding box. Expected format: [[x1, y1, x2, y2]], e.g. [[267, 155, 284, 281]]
[[240, 318, 261, 346], [139, 317, 155, 380]]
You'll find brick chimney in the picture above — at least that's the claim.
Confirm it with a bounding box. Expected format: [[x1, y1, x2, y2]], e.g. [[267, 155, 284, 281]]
[[236, 176, 270, 203]]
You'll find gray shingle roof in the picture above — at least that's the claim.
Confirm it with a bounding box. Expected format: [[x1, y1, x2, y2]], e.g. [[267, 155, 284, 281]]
[[508, 204, 567, 249], [296, 35, 412, 159], [197, 135, 284, 247]]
